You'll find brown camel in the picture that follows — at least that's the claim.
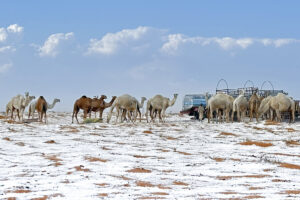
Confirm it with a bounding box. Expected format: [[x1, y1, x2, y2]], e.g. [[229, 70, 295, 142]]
[[249, 91, 261, 122], [98, 96, 117, 119], [36, 96, 47, 123], [72, 95, 93, 123], [89, 95, 108, 118]]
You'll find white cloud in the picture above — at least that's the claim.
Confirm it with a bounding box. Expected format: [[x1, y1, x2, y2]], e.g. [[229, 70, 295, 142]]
[[39, 32, 74, 57], [0, 46, 15, 53], [0, 28, 8, 42], [87, 26, 150, 55], [0, 63, 12, 73], [161, 34, 300, 54], [7, 24, 23, 33]]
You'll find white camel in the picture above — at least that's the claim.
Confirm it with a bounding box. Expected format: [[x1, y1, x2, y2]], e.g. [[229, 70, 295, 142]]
[[107, 94, 140, 123], [232, 90, 248, 122], [124, 97, 147, 122], [28, 98, 60, 119], [206, 93, 234, 123], [9, 92, 35, 122], [146, 94, 178, 123], [258, 93, 295, 123]]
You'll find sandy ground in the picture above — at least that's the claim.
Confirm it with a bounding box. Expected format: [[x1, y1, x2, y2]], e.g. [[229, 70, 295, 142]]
[[1, 112, 300, 200]]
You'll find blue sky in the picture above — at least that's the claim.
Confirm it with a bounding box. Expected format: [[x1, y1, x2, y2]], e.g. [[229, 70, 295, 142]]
[[1, 1, 300, 112]]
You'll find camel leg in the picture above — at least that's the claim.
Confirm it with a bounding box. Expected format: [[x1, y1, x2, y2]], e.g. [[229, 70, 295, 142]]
[[99, 109, 104, 120], [17, 109, 20, 121], [158, 110, 162, 122], [237, 109, 240, 122], [275, 109, 281, 122]]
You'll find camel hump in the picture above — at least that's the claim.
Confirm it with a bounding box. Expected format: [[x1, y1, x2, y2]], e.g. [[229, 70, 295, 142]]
[[82, 95, 87, 98]]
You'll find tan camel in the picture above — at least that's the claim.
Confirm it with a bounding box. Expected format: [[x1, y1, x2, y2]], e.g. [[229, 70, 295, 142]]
[[122, 97, 147, 122], [258, 93, 295, 123], [249, 91, 261, 122], [35, 96, 48, 123], [72, 95, 94, 123], [232, 90, 248, 122], [206, 93, 233, 123], [146, 94, 178, 122], [107, 94, 139, 123], [89, 95, 107, 118]]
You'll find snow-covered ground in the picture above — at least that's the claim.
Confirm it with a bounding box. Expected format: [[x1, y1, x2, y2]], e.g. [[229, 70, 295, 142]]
[[1, 112, 300, 200]]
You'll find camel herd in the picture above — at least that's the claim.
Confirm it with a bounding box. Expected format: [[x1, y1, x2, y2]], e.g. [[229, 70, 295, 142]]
[[73, 93, 178, 124], [4, 90, 296, 124], [6, 92, 60, 123], [205, 91, 295, 123]]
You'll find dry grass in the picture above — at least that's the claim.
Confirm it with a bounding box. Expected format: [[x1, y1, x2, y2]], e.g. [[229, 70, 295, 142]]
[[31, 196, 48, 200], [286, 128, 296, 132], [151, 192, 169, 196], [3, 137, 11, 141], [239, 141, 273, 147], [136, 181, 155, 187], [15, 142, 25, 146], [249, 187, 265, 190], [217, 175, 270, 180], [98, 193, 108, 197], [212, 157, 225, 162], [264, 120, 280, 125], [44, 140, 56, 144], [126, 168, 151, 173], [219, 132, 237, 137], [143, 130, 152, 134], [285, 140, 300, 146], [5, 190, 31, 193], [283, 190, 300, 194], [133, 155, 150, 158], [85, 156, 108, 162], [176, 151, 192, 155], [0, 115, 7, 119], [244, 195, 265, 199], [279, 162, 300, 170], [272, 179, 290, 182], [74, 165, 90, 172], [220, 191, 237, 194], [173, 181, 188, 186]]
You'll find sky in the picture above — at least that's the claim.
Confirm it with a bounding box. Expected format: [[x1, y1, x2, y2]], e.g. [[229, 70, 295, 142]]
[[1, 0, 300, 112]]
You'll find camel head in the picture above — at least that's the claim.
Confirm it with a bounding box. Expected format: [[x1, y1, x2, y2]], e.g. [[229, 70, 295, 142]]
[[54, 98, 61, 103], [112, 96, 117, 101], [100, 95, 107, 100], [173, 94, 178, 99], [25, 92, 29, 97]]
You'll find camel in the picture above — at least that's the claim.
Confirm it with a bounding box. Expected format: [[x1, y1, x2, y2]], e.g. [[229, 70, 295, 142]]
[[122, 97, 147, 122], [249, 91, 261, 122], [232, 90, 248, 122], [146, 94, 178, 123], [107, 94, 141, 123], [206, 93, 233, 123], [89, 95, 107, 118], [258, 93, 295, 123], [258, 96, 272, 120], [72, 96, 92, 123], [98, 96, 117, 120], [9, 92, 35, 122], [35, 96, 48, 123], [28, 98, 60, 119]]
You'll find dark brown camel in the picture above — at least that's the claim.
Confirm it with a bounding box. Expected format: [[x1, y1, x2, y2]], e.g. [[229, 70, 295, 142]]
[[36, 96, 47, 123], [89, 95, 108, 118]]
